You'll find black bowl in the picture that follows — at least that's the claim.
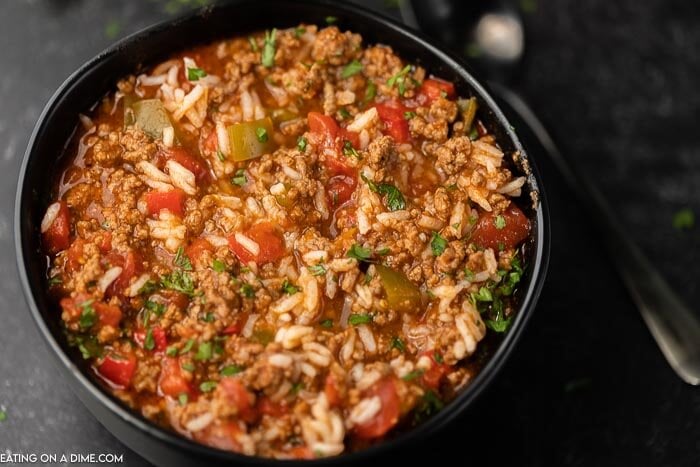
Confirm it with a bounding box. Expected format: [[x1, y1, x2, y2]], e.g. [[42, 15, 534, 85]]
[[15, 0, 550, 465]]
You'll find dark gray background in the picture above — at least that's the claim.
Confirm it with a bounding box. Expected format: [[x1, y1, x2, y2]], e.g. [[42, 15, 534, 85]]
[[1, 0, 699, 465]]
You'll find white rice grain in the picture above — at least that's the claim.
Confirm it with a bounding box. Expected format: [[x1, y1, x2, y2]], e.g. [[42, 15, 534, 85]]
[[348, 396, 381, 426], [242, 313, 259, 338], [98, 266, 123, 293], [184, 412, 214, 432], [41, 202, 61, 233], [269, 353, 294, 368], [162, 126, 174, 148], [173, 84, 205, 121], [125, 274, 151, 297], [346, 107, 378, 133], [234, 232, 260, 256], [166, 160, 197, 195]]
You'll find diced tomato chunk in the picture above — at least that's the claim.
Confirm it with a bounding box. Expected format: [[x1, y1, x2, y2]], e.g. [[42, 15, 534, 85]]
[[134, 326, 168, 353], [106, 250, 143, 297], [288, 446, 315, 459], [308, 111, 339, 143], [157, 290, 190, 312], [159, 357, 194, 398], [145, 189, 186, 217], [339, 128, 360, 148], [98, 231, 112, 253], [353, 377, 400, 439], [96, 351, 137, 388], [43, 201, 71, 254], [219, 378, 256, 423], [375, 101, 410, 143], [257, 396, 289, 417], [95, 302, 123, 328], [194, 421, 243, 453], [221, 323, 241, 336], [228, 222, 286, 265], [327, 174, 357, 207], [185, 238, 214, 264], [59, 293, 91, 321], [470, 203, 531, 250], [418, 78, 456, 104], [420, 350, 449, 390], [203, 129, 219, 153], [162, 147, 211, 183], [324, 374, 342, 408], [65, 239, 85, 272]]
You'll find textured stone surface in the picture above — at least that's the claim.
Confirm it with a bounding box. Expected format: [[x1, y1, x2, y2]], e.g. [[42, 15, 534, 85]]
[[0, 1, 697, 465]]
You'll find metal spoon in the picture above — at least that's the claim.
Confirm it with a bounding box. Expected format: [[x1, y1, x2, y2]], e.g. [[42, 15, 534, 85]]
[[400, 0, 700, 385]]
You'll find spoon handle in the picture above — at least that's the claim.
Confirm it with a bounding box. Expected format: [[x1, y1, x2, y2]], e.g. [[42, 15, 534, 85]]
[[493, 84, 700, 385]]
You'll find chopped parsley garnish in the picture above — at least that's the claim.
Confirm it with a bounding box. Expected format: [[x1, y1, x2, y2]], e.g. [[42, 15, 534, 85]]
[[48, 275, 63, 286], [433, 351, 444, 364], [341, 59, 363, 79], [178, 393, 188, 406], [281, 279, 300, 295], [144, 328, 155, 351], [413, 390, 444, 425], [240, 283, 255, 298], [70, 335, 102, 360], [307, 264, 327, 276], [199, 381, 217, 392], [673, 208, 695, 230], [376, 247, 390, 256], [404, 111, 416, 119], [363, 80, 377, 105], [262, 29, 276, 68], [221, 365, 243, 376], [145, 299, 165, 317], [402, 369, 425, 381], [78, 300, 96, 330], [201, 312, 216, 323], [391, 336, 406, 352], [346, 244, 372, 261], [360, 173, 406, 211], [343, 140, 360, 158], [231, 169, 247, 186], [387, 64, 412, 96], [430, 232, 447, 256], [291, 382, 305, 394], [464, 268, 475, 281], [325, 15, 338, 24], [473, 286, 493, 303], [181, 362, 195, 372], [494, 215, 506, 230], [216, 149, 226, 162], [187, 67, 207, 81], [212, 259, 226, 273], [195, 342, 213, 361], [180, 339, 195, 355], [469, 126, 479, 140], [166, 345, 178, 357], [338, 107, 351, 120], [297, 136, 308, 152], [248, 36, 259, 52], [348, 313, 373, 326], [174, 246, 193, 271], [138, 279, 158, 295], [161, 270, 195, 296], [255, 127, 269, 143], [294, 26, 306, 38], [320, 319, 333, 329], [485, 315, 512, 333]]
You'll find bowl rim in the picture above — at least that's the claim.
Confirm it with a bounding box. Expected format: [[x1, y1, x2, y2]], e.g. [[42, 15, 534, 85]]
[[14, 0, 550, 464]]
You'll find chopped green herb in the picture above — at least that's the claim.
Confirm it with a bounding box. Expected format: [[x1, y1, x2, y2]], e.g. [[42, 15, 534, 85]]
[[255, 127, 269, 143], [180, 339, 195, 355], [673, 208, 695, 230], [187, 67, 207, 81], [145, 299, 165, 317], [231, 169, 247, 186], [413, 390, 444, 424], [402, 369, 425, 381], [291, 381, 305, 394], [338, 107, 351, 120], [48, 275, 63, 286], [240, 283, 255, 298], [199, 381, 217, 392], [166, 345, 178, 357], [497, 242, 505, 251], [391, 336, 406, 352], [138, 279, 158, 295], [346, 244, 372, 261], [320, 319, 333, 329], [364, 80, 377, 103], [376, 247, 390, 256], [294, 26, 306, 38], [494, 215, 506, 230], [202, 312, 216, 323], [343, 140, 360, 158], [433, 351, 444, 364], [212, 259, 226, 273], [468, 126, 479, 140], [178, 393, 188, 406], [473, 286, 493, 303], [174, 246, 193, 271], [248, 36, 259, 52], [262, 29, 277, 68], [281, 279, 300, 295], [307, 264, 327, 276], [360, 173, 405, 211], [71, 335, 102, 360], [195, 342, 213, 361], [430, 232, 447, 256], [325, 15, 338, 24], [297, 136, 308, 152], [161, 270, 195, 296], [404, 111, 416, 120], [387, 65, 412, 96], [485, 316, 512, 333], [144, 328, 155, 351], [181, 362, 195, 372], [221, 365, 243, 376], [348, 313, 373, 326], [216, 149, 226, 162], [78, 300, 97, 330], [341, 59, 363, 79]]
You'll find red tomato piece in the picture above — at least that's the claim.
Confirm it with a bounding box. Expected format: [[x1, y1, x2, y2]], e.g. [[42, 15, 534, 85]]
[[145, 189, 186, 217], [219, 378, 257, 423], [194, 422, 243, 453], [203, 129, 218, 153], [163, 147, 211, 183], [324, 374, 342, 408], [134, 326, 168, 353], [158, 290, 190, 312], [43, 201, 71, 254], [228, 222, 286, 265], [308, 111, 339, 143], [420, 350, 448, 390], [470, 204, 531, 250], [288, 446, 315, 459], [418, 78, 456, 104], [106, 250, 143, 297], [185, 238, 214, 264], [94, 302, 122, 328], [96, 351, 137, 388], [257, 396, 289, 417], [339, 128, 360, 148], [65, 239, 85, 272], [327, 174, 357, 208], [221, 323, 241, 336], [98, 231, 112, 253], [59, 293, 91, 321], [353, 377, 400, 439], [375, 101, 410, 143], [159, 357, 193, 398]]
